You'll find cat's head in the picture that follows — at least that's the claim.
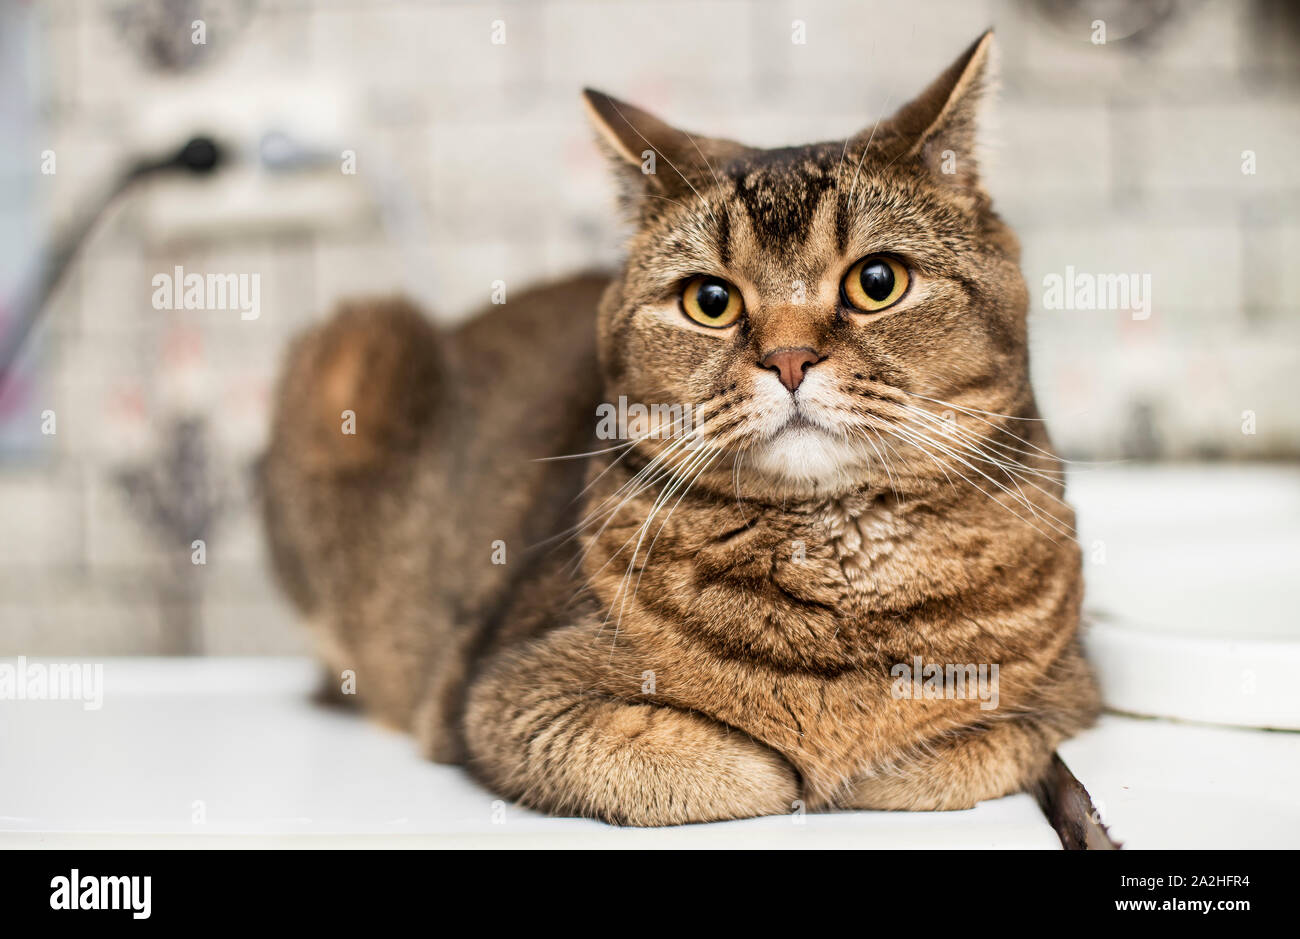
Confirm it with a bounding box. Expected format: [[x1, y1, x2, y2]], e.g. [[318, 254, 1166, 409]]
[[586, 31, 1035, 501]]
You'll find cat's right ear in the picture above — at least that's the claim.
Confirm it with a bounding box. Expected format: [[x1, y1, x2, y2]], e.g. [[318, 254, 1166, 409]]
[[582, 89, 745, 217]]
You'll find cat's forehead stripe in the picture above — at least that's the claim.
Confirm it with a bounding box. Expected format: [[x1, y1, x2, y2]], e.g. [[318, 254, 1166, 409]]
[[724, 147, 840, 252], [715, 202, 731, 267]]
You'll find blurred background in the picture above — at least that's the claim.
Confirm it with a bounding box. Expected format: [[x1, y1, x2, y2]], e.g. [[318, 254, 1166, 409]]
[[0, 0, 1297, 659]]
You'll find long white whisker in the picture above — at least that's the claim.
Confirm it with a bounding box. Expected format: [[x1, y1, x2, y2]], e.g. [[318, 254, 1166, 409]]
[[860, 426, 902, 506], [889, 420, 1075, 535], [893, 409, 1081, 513], [622, 447, 723, 643], [897, 390, 1115, 469], [567, 432, 704, 564], [599, 442, 719, 645], [531, 439, 638, 462], [872, 422, 1073, 543], [895, 403, 1069, 477]]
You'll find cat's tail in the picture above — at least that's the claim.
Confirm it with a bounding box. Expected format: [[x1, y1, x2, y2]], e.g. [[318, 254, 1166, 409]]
[[259, 296, 445, 614]]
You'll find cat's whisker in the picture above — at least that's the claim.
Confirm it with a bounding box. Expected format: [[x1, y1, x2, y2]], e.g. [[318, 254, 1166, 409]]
[[598, 442, 720, 645], [927, 431, 1071, 498], [544, 408, 726, 563], [874, 425, 1071, 546], [894, 403, 1070, 478], [919, 430, 1057, 523], [891, 420, 1076, 535], [570, 414, 726, 580], [540, 434, 681, 540], [898, 390, 1115, 469], [840, 395, 1075, 536], [843, 380, 1058, 470], [573, 406, 707, 505], [531, 439, 638, 463], [871, 421, 1074, 542], [617, 442, 719, 591], [901, 390, 1046, 422], [845, 66, 902, 209], [644, 445, 725, 573], [540, 427, 704, 567], [643, 193, 696, 213], [860, 426, 903, 506], [894, 394, 1062, 465], [892, 408, 1081, 514], [731, 448, 744, 511], [565, 433, 703, 564], [617, 446, 725, 650], [575, 409, 706, 520], [681, 129, 727, 203], [572, 462, 690, 575], [572, 462, 691, 606], [893, 406, 1069, 489]]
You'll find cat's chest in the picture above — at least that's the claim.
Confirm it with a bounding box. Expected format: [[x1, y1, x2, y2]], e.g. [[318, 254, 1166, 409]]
[[774, 499, 917, 608], [692, 497, 919, 613], [812, 500, 910, 589]]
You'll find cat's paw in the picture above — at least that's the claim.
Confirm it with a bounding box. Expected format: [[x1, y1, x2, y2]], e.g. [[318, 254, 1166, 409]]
[[465, 682, 799, 827], [586, 703, 800, 826]]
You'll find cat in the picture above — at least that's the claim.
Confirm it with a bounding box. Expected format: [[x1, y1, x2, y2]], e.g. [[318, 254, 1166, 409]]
[[261, 30, 1100, 826]]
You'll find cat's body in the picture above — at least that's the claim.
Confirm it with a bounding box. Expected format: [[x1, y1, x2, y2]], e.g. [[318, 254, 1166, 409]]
[[262, 275, 606, 761], [262, 32, 1100, 825]]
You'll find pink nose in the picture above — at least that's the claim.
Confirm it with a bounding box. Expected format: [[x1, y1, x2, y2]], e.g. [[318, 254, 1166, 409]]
[[760, 347, 822, 392]]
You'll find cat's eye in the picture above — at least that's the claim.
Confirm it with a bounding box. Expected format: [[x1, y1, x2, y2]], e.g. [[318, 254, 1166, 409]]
[[842, 255, 909, 313], [681, 276, 743, 328]]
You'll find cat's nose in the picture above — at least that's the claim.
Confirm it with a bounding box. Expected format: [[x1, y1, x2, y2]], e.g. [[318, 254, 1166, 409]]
[[760, 347, 823, 392]]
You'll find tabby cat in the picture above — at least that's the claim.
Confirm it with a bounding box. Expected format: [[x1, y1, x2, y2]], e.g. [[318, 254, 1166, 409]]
[[261, 30, 1100, 826]]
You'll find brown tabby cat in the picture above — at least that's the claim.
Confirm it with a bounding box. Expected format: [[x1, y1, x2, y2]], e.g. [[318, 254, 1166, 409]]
[[261, 31, 1100, 826]]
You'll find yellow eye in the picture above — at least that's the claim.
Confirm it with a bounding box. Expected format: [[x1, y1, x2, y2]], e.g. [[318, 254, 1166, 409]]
[[842, 255, 909, 312], [681, 276, 743, 328]]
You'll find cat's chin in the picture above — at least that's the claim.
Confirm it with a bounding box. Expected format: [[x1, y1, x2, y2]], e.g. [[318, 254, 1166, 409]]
[[747, 423, 871, 492]]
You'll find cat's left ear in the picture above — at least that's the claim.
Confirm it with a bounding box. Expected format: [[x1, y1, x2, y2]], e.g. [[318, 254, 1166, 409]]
[[866, 29, 997, 192]]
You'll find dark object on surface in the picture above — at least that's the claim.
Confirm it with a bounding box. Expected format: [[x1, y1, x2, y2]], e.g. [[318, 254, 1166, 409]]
[[1035, 753, 1121, 849]]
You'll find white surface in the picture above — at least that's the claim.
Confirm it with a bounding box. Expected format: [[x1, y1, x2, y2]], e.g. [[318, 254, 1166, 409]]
[[0, 657, 1059, 849], [1060, 714, 1300, 849], [1083, 619, 1300, 730], [8, 466, 1296, 847], [1069, 464, 1300, 728]]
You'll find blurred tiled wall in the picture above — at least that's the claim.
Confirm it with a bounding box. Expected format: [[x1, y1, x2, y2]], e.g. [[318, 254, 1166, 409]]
[[1, 0, 1297, 655]]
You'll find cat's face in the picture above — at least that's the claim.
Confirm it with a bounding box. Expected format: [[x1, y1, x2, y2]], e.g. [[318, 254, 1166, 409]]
[[588, 32, 1034, 499]]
